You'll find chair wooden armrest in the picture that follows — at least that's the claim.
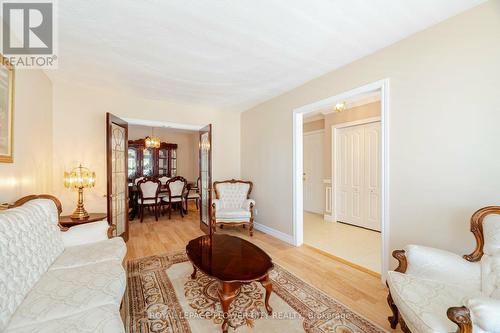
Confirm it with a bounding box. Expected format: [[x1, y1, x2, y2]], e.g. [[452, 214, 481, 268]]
[[447, 307, 472, 333]]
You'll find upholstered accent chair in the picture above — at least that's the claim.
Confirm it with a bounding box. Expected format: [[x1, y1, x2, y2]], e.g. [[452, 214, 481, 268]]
[[137, 177, 161, 222], [162, 176, 187, 219], [387, 206, 500, 333], [211, 179, 255, 236]]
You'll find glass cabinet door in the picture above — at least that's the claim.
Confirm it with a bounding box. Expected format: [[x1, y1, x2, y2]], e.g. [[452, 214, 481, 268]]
[[143, 148, 153, 176], [128, 147, 137, 180], [158, 148, 168, 176], [170, 148, 177, 177]]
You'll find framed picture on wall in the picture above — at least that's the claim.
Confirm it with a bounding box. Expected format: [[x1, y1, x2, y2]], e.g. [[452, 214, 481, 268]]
[[0, 57, 14, 163]]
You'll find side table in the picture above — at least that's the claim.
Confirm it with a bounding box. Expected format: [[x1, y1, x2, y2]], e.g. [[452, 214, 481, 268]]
[[59, 213, 108, 227]]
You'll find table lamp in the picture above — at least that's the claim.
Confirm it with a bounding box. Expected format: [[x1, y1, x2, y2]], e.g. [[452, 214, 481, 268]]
[[64, 165, 95, 219]]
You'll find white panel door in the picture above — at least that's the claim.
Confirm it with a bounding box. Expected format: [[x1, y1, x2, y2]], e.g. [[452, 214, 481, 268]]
[[303, 131, 324, 214], [335, 121, 381, 231], [364, 122, 381, 231], [335, 126, 364, 227]]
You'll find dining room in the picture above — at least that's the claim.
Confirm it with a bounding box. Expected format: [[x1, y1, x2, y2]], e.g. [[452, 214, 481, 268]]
[[127, 124, 200, 223]]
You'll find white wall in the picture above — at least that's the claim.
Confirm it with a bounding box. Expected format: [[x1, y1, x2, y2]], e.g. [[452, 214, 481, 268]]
[[241, 2, 500, 262], [128, 125, 199, 181], [52, 83, 240, 214], [0, 70, 53, 203]]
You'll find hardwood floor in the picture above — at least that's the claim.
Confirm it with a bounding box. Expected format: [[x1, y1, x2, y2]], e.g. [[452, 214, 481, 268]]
[[125, 204, 399, 331]]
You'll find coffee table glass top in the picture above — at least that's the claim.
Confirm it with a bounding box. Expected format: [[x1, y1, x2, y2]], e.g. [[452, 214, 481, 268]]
[[186, 234, 273, 282]]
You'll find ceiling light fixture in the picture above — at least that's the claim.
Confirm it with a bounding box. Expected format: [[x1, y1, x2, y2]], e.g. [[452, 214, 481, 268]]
[[334, 102, 346, 113], [145, 127, 161, 148]]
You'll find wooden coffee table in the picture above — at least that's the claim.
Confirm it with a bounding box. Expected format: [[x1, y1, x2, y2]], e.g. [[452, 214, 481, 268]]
[[186, 234, 274, 333]]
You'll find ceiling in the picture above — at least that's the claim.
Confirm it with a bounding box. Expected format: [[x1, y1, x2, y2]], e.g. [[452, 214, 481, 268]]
[[47, 0, 485, 112]]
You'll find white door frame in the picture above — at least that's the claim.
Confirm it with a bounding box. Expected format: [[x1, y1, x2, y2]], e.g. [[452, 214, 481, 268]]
[[331, 117, 381, 228], [292, 79, 390, 281]]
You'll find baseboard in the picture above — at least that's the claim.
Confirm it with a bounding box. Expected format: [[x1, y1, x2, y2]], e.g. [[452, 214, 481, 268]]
[[323, 214, 334, 222], [253, 222, 294, 245]]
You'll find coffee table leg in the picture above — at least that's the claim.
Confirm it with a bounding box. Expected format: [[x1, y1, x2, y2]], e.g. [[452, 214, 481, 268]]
[[191, 265, 197, 279], [217, 282, 240, 333], [259, 274, 273, 315]]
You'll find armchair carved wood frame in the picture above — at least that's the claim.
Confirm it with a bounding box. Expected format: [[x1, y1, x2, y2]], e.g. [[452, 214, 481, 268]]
[[211, 179, 255, 236], [387, 206, 500, 333]]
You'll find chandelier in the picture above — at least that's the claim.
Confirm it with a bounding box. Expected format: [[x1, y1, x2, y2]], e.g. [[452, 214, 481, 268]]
[[145, 127, 161, 148]]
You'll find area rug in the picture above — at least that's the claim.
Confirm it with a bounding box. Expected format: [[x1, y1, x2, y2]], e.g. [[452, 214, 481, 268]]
[[125, 251, 386, 333]]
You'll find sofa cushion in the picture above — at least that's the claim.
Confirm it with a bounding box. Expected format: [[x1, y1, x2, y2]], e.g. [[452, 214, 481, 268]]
[[216, 208, 251, 221], [50, 237, 126, 270], [387, 271, 480, 333], [7, 260, 125, 329], [0, 199, 64, 332], [5, 304, 124, 333]]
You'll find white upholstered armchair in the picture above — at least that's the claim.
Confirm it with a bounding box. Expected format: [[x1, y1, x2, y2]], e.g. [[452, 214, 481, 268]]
[[387, 206, 500, 333], [211, 179, 255, 236]]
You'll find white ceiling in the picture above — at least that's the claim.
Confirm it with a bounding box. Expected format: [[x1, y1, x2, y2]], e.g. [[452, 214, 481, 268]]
[[47, 0, 485, 112]]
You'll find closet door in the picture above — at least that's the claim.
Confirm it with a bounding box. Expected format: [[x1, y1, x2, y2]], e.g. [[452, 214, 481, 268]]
[[335, 125, 364, 227], [335, 121, 381, 231], [364, 122, 381, 231]]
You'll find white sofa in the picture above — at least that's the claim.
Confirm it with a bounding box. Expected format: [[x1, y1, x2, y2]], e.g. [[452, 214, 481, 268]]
[[387, 206, 500, 333], [0, 197, 127, 333], [211, 179, 255, 236]]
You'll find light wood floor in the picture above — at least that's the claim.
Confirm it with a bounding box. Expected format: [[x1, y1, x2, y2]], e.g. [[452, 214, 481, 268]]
[[126, 204, 398, 331]]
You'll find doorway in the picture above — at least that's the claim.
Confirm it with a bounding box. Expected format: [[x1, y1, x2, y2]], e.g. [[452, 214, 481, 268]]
[[106, 116, 213, 239], [293, 80, 389, 280]]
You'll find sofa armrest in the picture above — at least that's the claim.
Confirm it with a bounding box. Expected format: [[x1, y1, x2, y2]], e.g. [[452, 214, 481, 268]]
[[403, 245, 481, 289], [60, 220, 110, 248], [241, 199, 255, 210], [463, 297, 500, 332]]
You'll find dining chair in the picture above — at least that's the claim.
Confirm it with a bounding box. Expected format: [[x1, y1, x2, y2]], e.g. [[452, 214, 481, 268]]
[[184, 177, 200, 212], [158, 176, 170, 186], [162, 176, 187, 219], [137, 177, 161, 222], [134, 176, 145, 185]]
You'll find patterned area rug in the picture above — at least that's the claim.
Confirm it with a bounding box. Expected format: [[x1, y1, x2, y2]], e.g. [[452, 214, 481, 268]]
[[125, 251, 386, 333]]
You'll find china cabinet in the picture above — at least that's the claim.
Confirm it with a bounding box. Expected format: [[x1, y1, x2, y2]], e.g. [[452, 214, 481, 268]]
[[128, 139, 178, 181]]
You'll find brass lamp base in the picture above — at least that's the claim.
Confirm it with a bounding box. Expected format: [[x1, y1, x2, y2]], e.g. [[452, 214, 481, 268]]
[[70, 205, 89, 220], [70, 187, 90, 220]]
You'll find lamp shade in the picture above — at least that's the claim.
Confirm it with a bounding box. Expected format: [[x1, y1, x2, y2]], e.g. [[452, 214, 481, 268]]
[[64, 165, 96, 189]]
